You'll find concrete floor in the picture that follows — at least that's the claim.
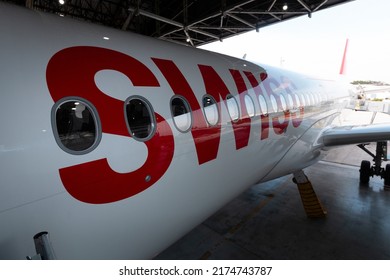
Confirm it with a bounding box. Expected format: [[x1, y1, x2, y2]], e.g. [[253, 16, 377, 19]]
[[155, 111, 390, 260]]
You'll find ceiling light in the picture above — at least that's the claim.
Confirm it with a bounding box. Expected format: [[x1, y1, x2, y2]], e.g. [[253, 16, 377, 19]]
[[59, 0, 65, 5], [283, 4, 288, 11]]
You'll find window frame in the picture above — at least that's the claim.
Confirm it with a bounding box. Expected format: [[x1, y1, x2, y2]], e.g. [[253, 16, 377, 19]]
[[226, 94, 240, 122], [51, 96, 102, 155], [279, 94, 288, 111], [202, 94, 219, 126], [258, 94, 268, 116], [170, 95, 193, 133], [270, 94, 278, 113], [244, 94, 256, 118], [124, 95, 157, 142]]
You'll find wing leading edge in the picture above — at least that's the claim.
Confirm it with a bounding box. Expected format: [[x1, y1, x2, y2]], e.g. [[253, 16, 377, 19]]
[[319, 123, 390, 147]]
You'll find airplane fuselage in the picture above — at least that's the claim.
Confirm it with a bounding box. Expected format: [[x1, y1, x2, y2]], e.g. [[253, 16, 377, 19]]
[[0, 3, 351, 259]]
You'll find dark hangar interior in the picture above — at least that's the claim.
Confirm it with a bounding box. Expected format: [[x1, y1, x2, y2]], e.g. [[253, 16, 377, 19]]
[[5, 0, 354, 47]]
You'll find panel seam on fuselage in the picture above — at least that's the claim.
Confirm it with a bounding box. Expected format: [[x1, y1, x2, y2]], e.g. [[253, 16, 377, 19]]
[[257, 111, 340, 183]]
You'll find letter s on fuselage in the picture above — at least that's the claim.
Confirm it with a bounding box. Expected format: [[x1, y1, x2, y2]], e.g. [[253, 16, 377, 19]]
[[46, 46, 304, 204]]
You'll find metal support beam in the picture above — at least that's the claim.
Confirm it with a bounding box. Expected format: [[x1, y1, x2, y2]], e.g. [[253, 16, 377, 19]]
[[269, 13, 282, 21], [128, 6, 221, 42], [122, 9, 137, 30], [160, 37, 193, 46], [229, 10, 307, 15], [182, 0, 194, 45], [158, 27, 184, 38], [29, 0, 350, 47], [122, 0, 142, 31], [268, 0, 277, 11], [297, 0, 312, 12], [192, 26, 252, 31], [184, 28, 194, 46], [128, 7, 183, 28], [187, 0, 256, 28], [267, 0, 281, 21], [227, 13, 255, 28], [158, 0, 257, 41], [188, 27, 221, 41], [313, 0, 329, 12]]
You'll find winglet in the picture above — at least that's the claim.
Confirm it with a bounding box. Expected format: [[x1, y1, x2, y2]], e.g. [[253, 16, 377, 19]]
[[339, 39, 349, 75]]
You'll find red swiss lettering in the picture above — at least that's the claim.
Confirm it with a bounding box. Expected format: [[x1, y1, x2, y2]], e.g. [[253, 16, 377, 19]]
[[280, 75, 304, 128], [199, 65, 252, 150], [47, 47, 174, 204], [229, 69, 252, 149], [262, 75, 290, 135], [152, 58, 220, 164], [243, 71, 270, 140]]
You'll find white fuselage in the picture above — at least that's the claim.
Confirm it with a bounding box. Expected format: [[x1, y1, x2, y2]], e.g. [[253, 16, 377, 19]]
[[0, 3, 351, 259]]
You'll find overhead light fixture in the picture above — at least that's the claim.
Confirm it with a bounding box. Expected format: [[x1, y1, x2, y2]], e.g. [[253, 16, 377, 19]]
[[59, 0, 65, 5], [103, 36, 110, 40], [283, 4, 288, 11]]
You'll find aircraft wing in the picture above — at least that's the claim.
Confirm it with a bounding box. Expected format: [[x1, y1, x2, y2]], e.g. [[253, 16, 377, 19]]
[[319, 124, 390, 147]]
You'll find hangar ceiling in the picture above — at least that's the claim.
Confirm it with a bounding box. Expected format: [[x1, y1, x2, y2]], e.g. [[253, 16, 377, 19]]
[[4, 0, 354, 47]]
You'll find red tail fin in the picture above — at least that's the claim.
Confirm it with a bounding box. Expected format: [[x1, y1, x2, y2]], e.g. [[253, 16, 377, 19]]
[[339, 39, 349, 75]]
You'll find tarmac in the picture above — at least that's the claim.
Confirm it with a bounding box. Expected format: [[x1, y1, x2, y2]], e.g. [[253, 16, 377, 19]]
[[155, 110, 390, 260]]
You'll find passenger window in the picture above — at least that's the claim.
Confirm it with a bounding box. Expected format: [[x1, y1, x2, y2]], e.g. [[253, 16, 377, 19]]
[[53, 99, 100, 154], [280, 94, 287, 111], [125, 97, 156, 141], [304, 93, 311, 106], [244, 94, 255, 117], [202, 95, 219, 126], [171, 96, 192, 132], [309, 93, 315, 105], [299, 93, 306, 107], [270, 95, 278, 112], [287, 93, 294, 110], [294, 93, 301, 108], [314, 92, 321, 104], [258, 95, 268, 115], [226, 94, 240, 122]]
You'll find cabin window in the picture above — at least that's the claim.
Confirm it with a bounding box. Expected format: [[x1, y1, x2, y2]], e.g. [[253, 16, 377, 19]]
[[287, 93, 294, 110], [244, 94, 255, 117], [170, 96, 192, 132], [125, 96, 156, 141], [315, 93, 320, 104], [226, 94, 240, 122], [258, 95, 268, 115], [280, 94, 287, 111], [52, 98, 101, 154], [309, 93, 315, 105], [314, 92, 320, 104], [270, 95, 278, 113], [298, 93, 306, 107], [202, 95, 219, 126], [294, 93, 301, 108], [304, 92, 311, 106]]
